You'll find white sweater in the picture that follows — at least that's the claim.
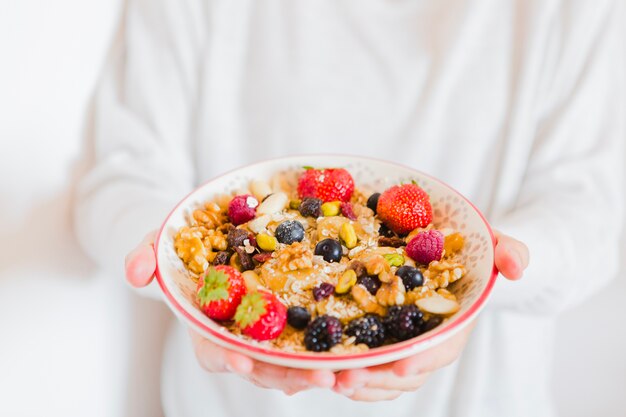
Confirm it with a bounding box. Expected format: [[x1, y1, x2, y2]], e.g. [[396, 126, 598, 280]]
[[75, 1, 624, 416]]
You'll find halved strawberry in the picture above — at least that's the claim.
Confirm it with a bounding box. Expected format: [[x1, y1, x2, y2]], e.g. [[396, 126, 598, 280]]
[[234, 291, 287, 341], [297, 168, 354, 202], [377, 183, 433, 235], [196, 265, 247, 321]]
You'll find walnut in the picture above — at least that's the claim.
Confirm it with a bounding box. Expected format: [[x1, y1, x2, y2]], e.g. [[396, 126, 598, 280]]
[[375, 276, 406, 306], [275, 242, 313, 272], [351, 284, 386, 316], [174, 226, 208, 274], [192, 202, 226, 229], [364, 255, 393, 283], [424, 260, 466, 290]]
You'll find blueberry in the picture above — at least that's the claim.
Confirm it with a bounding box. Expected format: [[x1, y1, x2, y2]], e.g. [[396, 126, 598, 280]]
[[275, 220, 305, 244], [357, 275, 381, 295], [314, 238, 343, 263], [287, 306, 311, 330], [367, 193, 381, 214], [396, 266, 424, 291]]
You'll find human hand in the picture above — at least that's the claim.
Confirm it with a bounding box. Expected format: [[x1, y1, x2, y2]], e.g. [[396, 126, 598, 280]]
[[124, 231, 336, 395], [333, 230, 529, 401]]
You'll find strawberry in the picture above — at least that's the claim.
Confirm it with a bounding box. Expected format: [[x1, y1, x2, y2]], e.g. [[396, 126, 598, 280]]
[[377, 183, 433, 235], [234, 291, 287, 341], [196, 265, 247, 321], [297, 168, 355, 202]]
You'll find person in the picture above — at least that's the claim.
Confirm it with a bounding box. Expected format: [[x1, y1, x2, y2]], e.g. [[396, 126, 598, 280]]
[[74, 0, 623, 416]]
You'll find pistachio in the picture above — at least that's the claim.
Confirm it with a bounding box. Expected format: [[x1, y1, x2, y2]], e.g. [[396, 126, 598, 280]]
[[256, 233, 278, 251], [339, 223, 358, 249], [335, 269, 357, 294], [383, 253, 405, 267], [289, 199, 301, 210], [321, 201, 341, 217], [257, 192, 288, 215], [250, 179, 272, 201]]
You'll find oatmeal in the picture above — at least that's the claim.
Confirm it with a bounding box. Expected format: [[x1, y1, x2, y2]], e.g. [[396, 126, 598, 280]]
[[176, 167, 467, 352]]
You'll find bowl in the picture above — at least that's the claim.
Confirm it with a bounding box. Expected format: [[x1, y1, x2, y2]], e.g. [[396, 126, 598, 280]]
[[154, 155, 497, 370]]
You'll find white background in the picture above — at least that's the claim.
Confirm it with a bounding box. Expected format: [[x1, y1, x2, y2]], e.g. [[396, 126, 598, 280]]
[[0, 1, 624, 416]]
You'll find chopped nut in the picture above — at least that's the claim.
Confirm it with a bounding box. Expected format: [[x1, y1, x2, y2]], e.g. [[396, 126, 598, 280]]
[[351, 284, 386, 316], [242, 270, 263, 291], [375, 276, 406, 306], [250, 179, 273, 201], [257, 192, 288, 215], [274, 242, 313, 272], [364, 255, 393, 283], [174, 226, 209, 274]]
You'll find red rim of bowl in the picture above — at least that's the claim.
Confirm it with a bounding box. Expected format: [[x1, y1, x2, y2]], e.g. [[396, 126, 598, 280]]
[[154, 154, 498, 362]]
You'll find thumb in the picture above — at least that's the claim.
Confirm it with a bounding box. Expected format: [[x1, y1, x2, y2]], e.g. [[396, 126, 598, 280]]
[[125, 231, 158, 288]]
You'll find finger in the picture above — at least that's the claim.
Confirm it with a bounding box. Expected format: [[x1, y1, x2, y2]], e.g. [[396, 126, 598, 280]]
[[125, 231, 158, 288], [336, 365, 429, 393], [494, 231, 529, 281], [189, 329, 254, 375], [392, 320, 475, 377], [248, 363, 335, 395], [347, 388, 404, 402], [364, 372, 430, 391]]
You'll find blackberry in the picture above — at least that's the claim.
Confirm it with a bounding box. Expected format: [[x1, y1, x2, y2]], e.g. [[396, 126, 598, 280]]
[[384, 305, 424, 341], [287, 306, 311, 330], [345, 315, 385, 348], [367, 193, 381, 214], [275, 220, 305, 244], [356, 275, 381, 295], [422, 315, 443, 333], [312, 282, 335, 301], [304, 315, 343, 352], [396, 266, 424, 291], [299, 197, 323, 218]]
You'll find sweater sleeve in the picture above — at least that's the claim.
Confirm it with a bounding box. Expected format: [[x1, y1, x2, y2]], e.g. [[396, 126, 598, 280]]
[[489, 0, 624, 315], [73, 0, 206, 280]]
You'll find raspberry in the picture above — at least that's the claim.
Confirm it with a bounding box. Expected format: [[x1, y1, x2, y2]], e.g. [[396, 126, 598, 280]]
[[384, 305, 424, 341], [304, 315, 343, 352], [299, 197, 323, 218], [228, 195, 258, 225], [312, 282, 335, 301], [340, 202, 357, 220], [345, 315, 386, 348], [406, 230, 444, 264]]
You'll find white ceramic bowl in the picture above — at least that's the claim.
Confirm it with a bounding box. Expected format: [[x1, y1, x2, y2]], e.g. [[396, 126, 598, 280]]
[[155, 155, 497, 370]]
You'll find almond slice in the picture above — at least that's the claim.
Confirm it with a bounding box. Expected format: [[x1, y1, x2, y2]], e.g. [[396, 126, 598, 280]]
[[257, 192, 288, 215], [415, 295, 460, 315]]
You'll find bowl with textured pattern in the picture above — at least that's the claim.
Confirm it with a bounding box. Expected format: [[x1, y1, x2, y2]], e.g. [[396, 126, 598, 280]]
[[154, 155, 497, 370]]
